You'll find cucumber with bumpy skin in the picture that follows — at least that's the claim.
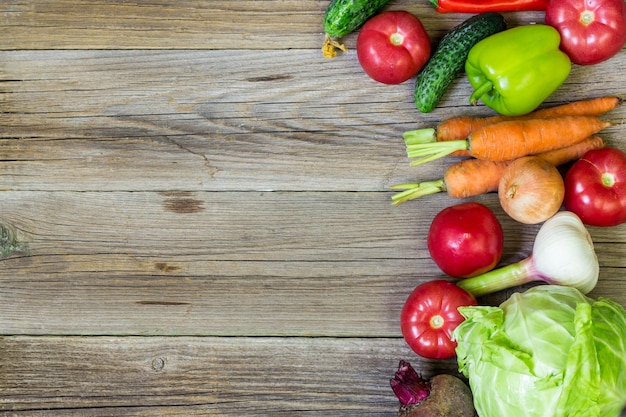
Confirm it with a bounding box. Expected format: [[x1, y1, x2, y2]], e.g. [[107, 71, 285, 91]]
[[414, 13, 507, 112], [322, 0, 390, 58]]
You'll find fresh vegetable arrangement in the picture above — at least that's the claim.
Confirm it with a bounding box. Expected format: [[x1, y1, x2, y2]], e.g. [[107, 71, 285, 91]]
[[321, 0, 625, 108], [319, 1, 626, 415], [391, 96, 620, 220], [391, 135, 604, 204]]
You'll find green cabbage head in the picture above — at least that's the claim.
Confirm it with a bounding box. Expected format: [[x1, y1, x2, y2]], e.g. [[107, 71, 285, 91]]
[[452, 285, 626, 417]]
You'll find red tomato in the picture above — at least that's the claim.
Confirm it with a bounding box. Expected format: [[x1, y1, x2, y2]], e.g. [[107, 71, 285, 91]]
[[400, 280, 476, 359], [427, 202, 504, 278], [356, 11, 430, 84], [563, 147, 626, 226], [545, 0, 626, 65]]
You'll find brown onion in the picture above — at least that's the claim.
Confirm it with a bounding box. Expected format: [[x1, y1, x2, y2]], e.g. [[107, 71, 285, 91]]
[[498, 156, 565, 224]]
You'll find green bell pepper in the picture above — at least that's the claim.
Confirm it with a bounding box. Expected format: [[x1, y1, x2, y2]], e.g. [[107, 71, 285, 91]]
[[465, 24, 571, 116]]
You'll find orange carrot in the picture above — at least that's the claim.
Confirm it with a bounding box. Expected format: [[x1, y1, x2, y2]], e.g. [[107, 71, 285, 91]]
[[391, 136, 605, 205], [538, 135, 605, 166], [468, 116, 610, 161], [402, 96, 621, 157], [407, 116, 612, 165], [439, 96, 621, 142], [442, 158, 509, 198]]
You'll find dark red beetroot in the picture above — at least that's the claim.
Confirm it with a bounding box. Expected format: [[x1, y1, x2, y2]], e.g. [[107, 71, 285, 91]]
[[391, 360, 477, 417]]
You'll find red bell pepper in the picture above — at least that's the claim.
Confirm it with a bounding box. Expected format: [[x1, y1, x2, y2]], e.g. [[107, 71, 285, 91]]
[[430, 0, 548, 13]]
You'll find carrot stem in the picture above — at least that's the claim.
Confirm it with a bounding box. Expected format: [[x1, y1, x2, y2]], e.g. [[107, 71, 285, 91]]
[[392, 135, 605, 205], [402, 128, 437, 146], [406, 140, 468, 165], [390, 180, 446, 205]]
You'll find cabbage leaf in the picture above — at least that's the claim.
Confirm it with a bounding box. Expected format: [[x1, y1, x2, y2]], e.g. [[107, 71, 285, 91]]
[[452, 285, 626, 417]]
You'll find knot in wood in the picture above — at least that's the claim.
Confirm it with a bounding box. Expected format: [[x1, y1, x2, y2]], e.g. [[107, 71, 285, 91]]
[[151, 357, 166, 372]]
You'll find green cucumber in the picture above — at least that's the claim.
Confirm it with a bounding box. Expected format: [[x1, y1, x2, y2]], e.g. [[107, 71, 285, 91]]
[[414, 13, 507, 113], [323, 0, 390, 38], [322, 0, 390, 58]]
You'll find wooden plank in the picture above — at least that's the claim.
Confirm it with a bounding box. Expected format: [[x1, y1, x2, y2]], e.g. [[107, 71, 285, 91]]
[[0, 1, 545, 50], [0, 0, 327, 50], [1, 190, 624, 336], [3, 1, 626, 413], [0, 48, 439, 192], [2, 50, 625, 192], [1, 335, 452, 414], [0, 190, 482, 336]]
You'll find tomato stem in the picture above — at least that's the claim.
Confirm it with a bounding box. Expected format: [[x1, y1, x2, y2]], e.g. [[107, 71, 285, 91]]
[[390, 32, 404, 46], [430, 314, 445, 329], [580, 10, 595, 26], [601, 172, 615, 187]]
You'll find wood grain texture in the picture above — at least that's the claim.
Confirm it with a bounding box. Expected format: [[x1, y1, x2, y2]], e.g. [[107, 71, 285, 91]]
[[0, 1, 543, 50], [2, 1, 626, 415], [0, 336, 455, 414], [2, 49, 625, 192]]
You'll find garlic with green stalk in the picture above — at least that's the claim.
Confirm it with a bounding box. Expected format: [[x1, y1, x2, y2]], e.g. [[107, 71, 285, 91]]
[[457, 211, 599, 297]]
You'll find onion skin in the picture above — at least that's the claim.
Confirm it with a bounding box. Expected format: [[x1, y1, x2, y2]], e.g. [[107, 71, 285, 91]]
[[498, 156, 565, 224]]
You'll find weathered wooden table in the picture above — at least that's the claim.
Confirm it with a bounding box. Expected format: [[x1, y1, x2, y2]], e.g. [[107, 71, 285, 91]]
[[2, 1, 625, 415]]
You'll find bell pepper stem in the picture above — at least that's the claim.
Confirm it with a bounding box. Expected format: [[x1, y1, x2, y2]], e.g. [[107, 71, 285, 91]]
[[469, 80, 494, 105]]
